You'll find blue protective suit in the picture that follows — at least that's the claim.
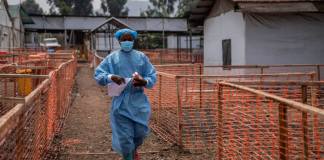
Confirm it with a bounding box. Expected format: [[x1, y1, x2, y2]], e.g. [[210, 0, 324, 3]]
[[94, 49, 156, 157]]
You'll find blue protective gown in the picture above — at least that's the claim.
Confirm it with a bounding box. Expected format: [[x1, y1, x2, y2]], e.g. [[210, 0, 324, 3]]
[[94, 49, 156, 157]]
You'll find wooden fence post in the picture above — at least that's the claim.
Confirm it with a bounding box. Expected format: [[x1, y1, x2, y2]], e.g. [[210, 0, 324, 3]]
[[176, 77, 183, 147], [217, 84, 223, 160], [301, 85, 308, 159], [279, 103, 288, 160]]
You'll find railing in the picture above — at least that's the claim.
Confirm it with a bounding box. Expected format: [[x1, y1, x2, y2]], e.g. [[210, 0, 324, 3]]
[[0, 52, 77, 159], [155, 63, 323, 80], [204, 64, 324, 81]]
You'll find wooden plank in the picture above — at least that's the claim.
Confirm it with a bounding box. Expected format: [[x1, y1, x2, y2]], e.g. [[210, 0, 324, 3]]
[[0, 96, 25, 103], [157, 71, 177, 78], [204, 64, 324, 68], [0, 74, 49, 78], [231, 81, 324, 86], [0, 104, 24, 140], [25, 79, 50, 106], [176, 72, 313, 78]]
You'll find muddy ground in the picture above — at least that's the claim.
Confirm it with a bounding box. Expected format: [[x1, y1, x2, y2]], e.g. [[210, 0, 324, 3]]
[[45, 64, 214, 160]]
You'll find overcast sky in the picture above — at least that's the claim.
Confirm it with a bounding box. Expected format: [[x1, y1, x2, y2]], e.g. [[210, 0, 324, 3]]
[[7, 0, 151, 16]]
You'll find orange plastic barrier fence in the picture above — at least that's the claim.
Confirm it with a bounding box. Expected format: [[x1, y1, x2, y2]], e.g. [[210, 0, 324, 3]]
[[146, 70, 316, 152], [217, 82, 324, 159], [0, 52, 77, 160], [90, 49, 204, 69]]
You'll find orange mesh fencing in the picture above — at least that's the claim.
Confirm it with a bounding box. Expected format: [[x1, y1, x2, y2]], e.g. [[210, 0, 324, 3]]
[[204, 64, 324, 81], [90, 49, 204, 69], [144, 49, 203, 64], [0, 51, 77, 160], [217, 82, 324, 159], [146, 68, 316, 151]]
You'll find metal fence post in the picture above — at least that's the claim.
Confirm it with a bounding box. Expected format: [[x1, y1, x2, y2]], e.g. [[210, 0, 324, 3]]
[[301, 85, 308, 159], [279, 103, 288, 160], [176, 77, 183, 147], [217, 84, 223, 160]]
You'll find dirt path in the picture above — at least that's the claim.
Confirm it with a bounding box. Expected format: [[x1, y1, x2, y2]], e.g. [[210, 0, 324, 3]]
[[45, 64, 214, 160]]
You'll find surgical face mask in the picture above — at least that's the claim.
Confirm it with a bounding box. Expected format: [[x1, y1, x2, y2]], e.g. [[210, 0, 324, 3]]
[[120, 41, 134, 52]]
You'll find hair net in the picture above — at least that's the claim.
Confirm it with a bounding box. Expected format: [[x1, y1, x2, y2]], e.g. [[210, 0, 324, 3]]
[[115, 28, 138, 40]]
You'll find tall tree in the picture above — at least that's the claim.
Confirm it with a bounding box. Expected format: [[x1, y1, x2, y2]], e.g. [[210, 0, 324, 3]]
[[176, 0, 192, 17], [47, 0, 93, 16], [141, 0, 177, 17], [21, 0, 44, 15], [100, 0, 129, 17], [72, 0, 93, 16]]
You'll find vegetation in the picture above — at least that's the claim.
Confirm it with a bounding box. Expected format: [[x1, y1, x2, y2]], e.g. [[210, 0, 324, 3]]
[[21, 0, 44, 15], [100, 0, 129, 16], [140, 0, 177, 17], [47, 0, 93, 16]]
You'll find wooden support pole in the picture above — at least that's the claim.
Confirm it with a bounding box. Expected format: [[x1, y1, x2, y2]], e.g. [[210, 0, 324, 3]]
[[199, 65, 202, 108], [217, 84, 223, 160], [301, 85, 309, 160], [279, 103, 288, 160], [176, 77, 183, 147], [158, 75, 162, 124], [316, 65, 321, 81]]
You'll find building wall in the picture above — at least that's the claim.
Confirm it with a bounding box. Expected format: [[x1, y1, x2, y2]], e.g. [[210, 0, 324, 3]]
[[167, 35, 202, 49], [0, 0, 12, 50], [245, 13, 324, 65], [204, 10, 246, 75]]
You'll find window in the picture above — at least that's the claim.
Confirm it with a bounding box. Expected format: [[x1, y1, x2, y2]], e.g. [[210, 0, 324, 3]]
[[222, 39, 231, 69]]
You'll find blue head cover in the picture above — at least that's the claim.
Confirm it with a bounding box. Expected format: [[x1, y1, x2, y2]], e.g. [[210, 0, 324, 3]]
[[115, 28, 138, 40]]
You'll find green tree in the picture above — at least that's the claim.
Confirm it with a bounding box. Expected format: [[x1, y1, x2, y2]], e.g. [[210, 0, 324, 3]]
[[21, 0, 44, 15], [176, 0, 193, 17], [72, 0, 93, 16], [141, 0, 177, 17], [47, 0, 93, 16], [100, 0, 129, 17]]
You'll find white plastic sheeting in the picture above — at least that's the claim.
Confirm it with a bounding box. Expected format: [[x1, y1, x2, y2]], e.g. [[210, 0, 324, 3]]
[[245, 13, 324, 65]]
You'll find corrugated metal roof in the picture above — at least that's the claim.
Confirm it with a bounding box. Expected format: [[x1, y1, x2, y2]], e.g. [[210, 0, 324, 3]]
[[24, 16, 188, 32], [189, 0, 324, 26], [233, 0, 322, 2]]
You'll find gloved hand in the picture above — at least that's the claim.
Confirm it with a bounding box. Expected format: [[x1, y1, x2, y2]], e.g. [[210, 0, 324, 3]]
[[111, 75, 125, 85], [132, 72, 147, 87]]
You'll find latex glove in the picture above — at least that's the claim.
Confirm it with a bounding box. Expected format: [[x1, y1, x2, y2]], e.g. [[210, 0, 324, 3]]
[[111, 75, 125, 85], [132, 72, 147, 87]]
